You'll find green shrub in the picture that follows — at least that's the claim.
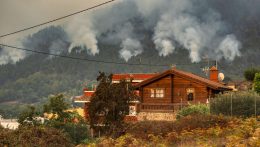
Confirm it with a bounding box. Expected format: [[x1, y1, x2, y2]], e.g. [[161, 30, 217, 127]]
[[0, 128, 16, 146], [46, 120, 89, 145], [210, 91, 260, 117], [125, 121, 175, 139], [125, 114, 231, 139], [0, 126, 73, 147], [254, 73, 260, 94], [176, 104, 210, 119], [43, 94, 90, 144], [244, 68, 260, 81], [18, 105, 40, 125], [173, 114, 232, 132]]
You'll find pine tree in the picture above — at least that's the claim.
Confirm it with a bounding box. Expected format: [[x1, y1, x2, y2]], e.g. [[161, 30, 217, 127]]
[[88, 72, 138, 136]]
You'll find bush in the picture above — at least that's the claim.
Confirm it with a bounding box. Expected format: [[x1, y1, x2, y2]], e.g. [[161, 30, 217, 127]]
[[210, 91, 260, 117], [125, 114, 232, 139], [0, 126, 73, 147], [176, 104, 210, 119], [0, 128, 16, 146], [173, 114, 232, 132], [254, 73, 260, 94], [43, 94, 90, 144], [125, 121, 175, 139], [81, 115, 259, 147], [92, 134, 166, 147], [244, 68, 260, 81], [18, 105, 40, 125], [46, 120, 89, 145]]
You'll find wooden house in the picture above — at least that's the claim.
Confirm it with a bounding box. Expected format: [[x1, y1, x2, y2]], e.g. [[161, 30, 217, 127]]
[[134, 66, 232, 113], [73, 73, 157, 119], [74, 67, 231, 120]]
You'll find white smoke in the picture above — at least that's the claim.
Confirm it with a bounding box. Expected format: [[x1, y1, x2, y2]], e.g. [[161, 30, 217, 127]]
[[49, 39, 68, 55], [65, 15, 99, 55], [64, 0, 141, 61], [217, 34, 241, 61], [149, 0, 241, 62], [106, 22, 143, 61], [0, 0, 242, 64], [65, 0, 241, 62], [0, 0, 108, 64], [0, 36, 27, 64], [117, 23, 143, 61], [0, 47, 26, 65], [119, 38, 143, 61]]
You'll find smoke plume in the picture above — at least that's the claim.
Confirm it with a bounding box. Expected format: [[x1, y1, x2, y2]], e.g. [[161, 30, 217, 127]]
[[0, 37, 26, 64], [1, 0, 254, 64], [0, 0, 107, 64], [65, 15, 98, 55], [120, 38, 143, 61], [217, 35, 241, 61], [64, 0, 242, 62], [147, 0, 241, 62]]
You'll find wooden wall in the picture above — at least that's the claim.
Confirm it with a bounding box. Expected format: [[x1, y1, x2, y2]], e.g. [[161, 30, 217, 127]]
[[142, 75, 172, 103], [140, 74, 210, 104], [173, 75, 208, 103]]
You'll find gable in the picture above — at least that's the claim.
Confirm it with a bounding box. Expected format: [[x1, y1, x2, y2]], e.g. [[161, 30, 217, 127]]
[[135, 68, 231, 91]]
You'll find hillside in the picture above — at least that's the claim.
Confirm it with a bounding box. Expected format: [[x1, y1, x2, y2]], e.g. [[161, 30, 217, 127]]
[[0, 23, 260, 105], [0, 0, 260, 106]]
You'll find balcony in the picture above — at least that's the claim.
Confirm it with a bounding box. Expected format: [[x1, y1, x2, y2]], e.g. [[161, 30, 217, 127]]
[[140, 103, 188, 112]]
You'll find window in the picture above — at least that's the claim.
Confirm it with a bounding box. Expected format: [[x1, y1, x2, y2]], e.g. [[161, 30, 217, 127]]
[[129, 106, 136, 115], [150, 88, 165, 98], [186, 88, 195, 101], [150, 89, 155, 98], [156, 89, 164, 98]]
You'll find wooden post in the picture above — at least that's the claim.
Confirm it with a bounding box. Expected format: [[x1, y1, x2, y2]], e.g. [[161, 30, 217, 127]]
[[91, 128, 94, 138], [181, 98, 183, 109], [140, 87, 143, 103], [231, 93, 233, 117], [255, 93, 257, 118]]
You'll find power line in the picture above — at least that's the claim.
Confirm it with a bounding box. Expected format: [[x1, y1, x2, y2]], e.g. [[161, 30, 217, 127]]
[[0, 43, 167, 66], [0, 0, 214, 68], [0, 43, 205, 67], [0, 0, 115, 38]]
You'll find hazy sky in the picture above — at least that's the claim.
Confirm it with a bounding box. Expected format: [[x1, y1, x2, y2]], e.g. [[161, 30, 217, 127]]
[[0, 0, 246, 64], [0, 0, 110, 35]]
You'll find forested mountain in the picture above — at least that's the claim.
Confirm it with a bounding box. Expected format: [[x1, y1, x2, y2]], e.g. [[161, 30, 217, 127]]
[[0, 0, 260, 105], [0, 25, 259, 104]]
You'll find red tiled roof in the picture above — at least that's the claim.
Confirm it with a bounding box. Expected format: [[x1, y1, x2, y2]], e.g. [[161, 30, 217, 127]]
[[84, 91, 95, 97], [135, 68, 232, 90], [112, 73, 157, 81], [74, 91, 94, 102]]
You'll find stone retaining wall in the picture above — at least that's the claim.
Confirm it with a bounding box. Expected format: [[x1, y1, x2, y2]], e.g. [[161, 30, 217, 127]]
[[137, 112, 176, 121]]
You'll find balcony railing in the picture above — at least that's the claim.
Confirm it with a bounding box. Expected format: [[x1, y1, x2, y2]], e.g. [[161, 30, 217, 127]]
[[140, 103, 189, 112]]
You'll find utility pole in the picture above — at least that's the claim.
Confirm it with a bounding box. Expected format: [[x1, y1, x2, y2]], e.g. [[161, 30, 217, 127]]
[[202, 55, 210, 77], [255, 92, 257, 118], [231, 93, 233, 117], [208, 96, 211, 114]]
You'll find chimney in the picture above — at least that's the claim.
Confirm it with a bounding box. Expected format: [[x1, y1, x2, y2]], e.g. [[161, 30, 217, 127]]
[[209, 66, 218, 82]]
